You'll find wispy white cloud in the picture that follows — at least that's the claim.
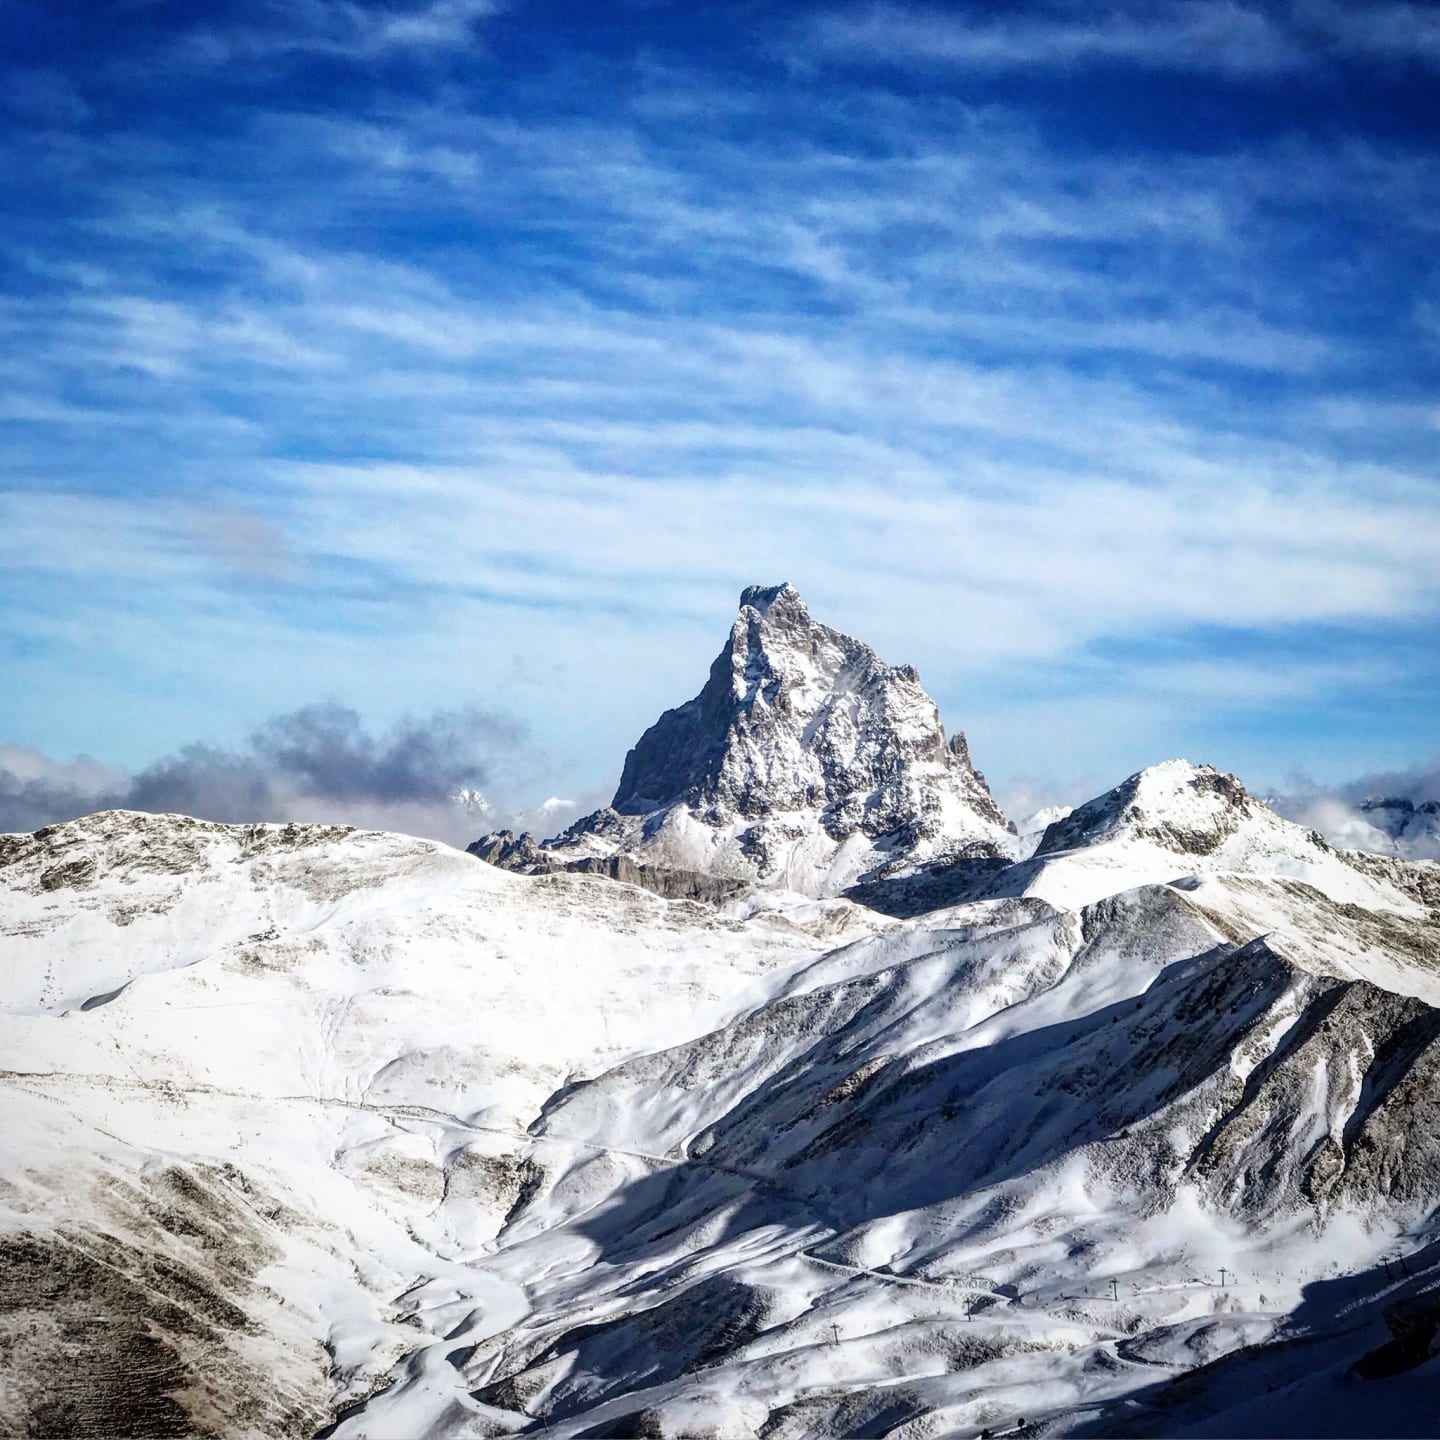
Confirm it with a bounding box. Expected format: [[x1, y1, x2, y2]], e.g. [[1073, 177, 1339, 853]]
[[182, 0, 500, 66], [798, 1, 1440, 75], [799, 2, 1303, 76], [1295, 0, 1440, 63], [2, 24, 1437, 799], [6, 426, 1437, 698]]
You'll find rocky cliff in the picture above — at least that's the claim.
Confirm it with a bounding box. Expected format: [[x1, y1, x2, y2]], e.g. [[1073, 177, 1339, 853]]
[[471, 583, 1016, 897]]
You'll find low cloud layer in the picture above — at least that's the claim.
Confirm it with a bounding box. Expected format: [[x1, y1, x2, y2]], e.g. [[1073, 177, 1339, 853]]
[[1269, 760, 1440, 860], [7, 719, 1438, 865], [0, 703, 523, 848]]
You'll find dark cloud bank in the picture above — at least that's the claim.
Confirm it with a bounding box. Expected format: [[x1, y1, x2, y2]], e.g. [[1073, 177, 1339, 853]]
[[0, 703, 519, 848], [3, 711, 1437, 862]]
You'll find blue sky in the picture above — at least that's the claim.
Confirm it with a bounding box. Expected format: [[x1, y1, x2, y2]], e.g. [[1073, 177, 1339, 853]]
[[2, 0, 1438, 833]]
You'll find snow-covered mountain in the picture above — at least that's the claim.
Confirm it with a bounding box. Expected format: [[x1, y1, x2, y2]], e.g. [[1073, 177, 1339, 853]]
[[991, 758, 1415, 912], [1014, 802, 1074, 858], [471, 583, 1017, 898], [5, 594, 1440, 1439]]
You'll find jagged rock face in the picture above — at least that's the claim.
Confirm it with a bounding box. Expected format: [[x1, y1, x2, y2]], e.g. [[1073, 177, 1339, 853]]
[[466, 827, 549, 871], [472, 583, 1015, 897], [614, 583, 1004, 837], [1188, 969, 1440, 1213], [467, 824, 747, 902]]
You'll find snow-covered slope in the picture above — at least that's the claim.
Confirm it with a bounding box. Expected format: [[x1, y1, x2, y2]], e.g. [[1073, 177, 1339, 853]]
[[5, 656, 1440, 1432], [0, 809, 872, 1437], [472, 583, 1017, 898], [423, 764, 1438, 1436], [427, 862, 1440, 1438], [7, 768, 1437, 1437], [990, 759, 1417, 912]]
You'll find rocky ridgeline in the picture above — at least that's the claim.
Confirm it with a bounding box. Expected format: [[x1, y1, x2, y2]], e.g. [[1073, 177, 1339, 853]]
[[470, 583, 1017, 898]]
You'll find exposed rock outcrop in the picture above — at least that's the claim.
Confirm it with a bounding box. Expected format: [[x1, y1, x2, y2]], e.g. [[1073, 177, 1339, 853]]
[[470, 583, 1016, 898]]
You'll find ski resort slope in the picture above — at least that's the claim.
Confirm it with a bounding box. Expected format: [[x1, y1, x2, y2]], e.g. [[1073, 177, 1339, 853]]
[[459, 877, 1440, 1436], [412, 764, 1440, 1438]]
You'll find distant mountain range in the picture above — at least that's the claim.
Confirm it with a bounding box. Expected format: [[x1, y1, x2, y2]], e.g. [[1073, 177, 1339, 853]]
[[1356, 795, 1440, 857], [3, 585, 1439, 1439]]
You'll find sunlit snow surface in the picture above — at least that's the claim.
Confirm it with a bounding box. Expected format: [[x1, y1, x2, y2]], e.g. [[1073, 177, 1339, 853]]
[[3, 773, 1440, 1438]]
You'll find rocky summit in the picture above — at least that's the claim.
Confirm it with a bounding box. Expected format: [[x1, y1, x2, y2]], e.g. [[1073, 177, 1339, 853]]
[[471, 582, 1016, 898]]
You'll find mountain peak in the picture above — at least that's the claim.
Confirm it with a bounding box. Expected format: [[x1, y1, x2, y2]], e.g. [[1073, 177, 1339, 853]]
[[473, 584, 1015, 896], [998, 757, 1421, 915], [738, 581, 807, 621], [1036, 760, 1259, 859]]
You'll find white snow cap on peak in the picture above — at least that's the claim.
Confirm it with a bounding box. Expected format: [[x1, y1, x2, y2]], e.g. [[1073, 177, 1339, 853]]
[[452, 788, 494, 816], [1006, 756, 1418, 914], [1035, 759, 1252, 856]]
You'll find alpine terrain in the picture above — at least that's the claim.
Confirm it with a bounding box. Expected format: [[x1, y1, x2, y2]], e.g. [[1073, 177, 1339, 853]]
[[469, 583, 1017, 901], [3, 585, 1440, 1439]]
